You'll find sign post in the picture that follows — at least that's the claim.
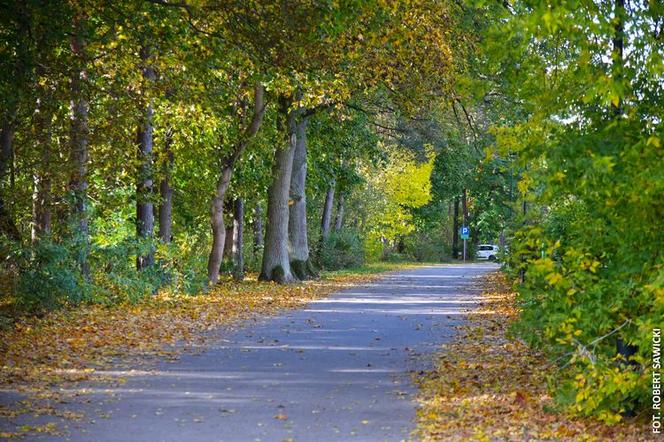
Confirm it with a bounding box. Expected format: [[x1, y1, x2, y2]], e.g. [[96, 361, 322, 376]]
[[460, 226, 470, 261]]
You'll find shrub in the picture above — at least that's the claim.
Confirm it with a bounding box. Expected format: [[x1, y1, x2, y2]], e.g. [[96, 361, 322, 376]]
[[6, 240, 87, 311], [319, 229, 365, 270], [363, 233, 383, 263], [404, 233, 447, 262]]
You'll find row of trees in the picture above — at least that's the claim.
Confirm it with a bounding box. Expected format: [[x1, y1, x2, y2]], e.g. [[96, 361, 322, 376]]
[[1, 0, 483, 308]]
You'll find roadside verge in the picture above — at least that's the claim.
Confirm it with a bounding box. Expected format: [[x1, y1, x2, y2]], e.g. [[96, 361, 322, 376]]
[[413, 272, 651, 441]]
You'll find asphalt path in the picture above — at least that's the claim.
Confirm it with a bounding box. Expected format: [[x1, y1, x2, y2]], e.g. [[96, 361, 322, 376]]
[[2, 262, 498, 442]]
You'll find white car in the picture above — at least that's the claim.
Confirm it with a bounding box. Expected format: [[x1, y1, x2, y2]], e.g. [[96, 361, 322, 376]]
[[476, 244, 500, 261]]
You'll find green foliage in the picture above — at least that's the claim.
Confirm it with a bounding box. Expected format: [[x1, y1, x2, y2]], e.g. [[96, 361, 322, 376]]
[[363, 234, 384, 263], [404, 233, 447, 263], [490, 0, 664, 422], [6, 240, 87, 311], [319, 229, 365, 270]]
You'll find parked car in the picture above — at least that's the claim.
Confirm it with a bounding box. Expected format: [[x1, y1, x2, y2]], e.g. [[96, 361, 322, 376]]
[[476, 244, 500, 261]]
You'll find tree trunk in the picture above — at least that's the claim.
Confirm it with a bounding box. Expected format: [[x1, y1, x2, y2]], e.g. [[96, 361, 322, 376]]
[[318, 181, 335, 258], [253, 205, 264, 258], [260, 104, 299, 283], [334, 192, 345, 231], [288, 117, 313, 280], [223, 199, 234, 261], [158, 128, 174, 243], [0, 117, 19, 240], [31, 97, 52, 244], [136, 46, 156, 270], [69, 15, 90, 277], [206, 82, 265, 285], [232, 198, 244, 281], [31, 169, 51, 243], [612, 0, 624, 117], [452, 196, 460, 259], [320, 182, 334, 239], [207, 166, 231, 284]]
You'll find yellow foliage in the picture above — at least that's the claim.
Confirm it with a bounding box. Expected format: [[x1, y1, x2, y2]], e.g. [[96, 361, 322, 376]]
[[363, 146, 435, 242]]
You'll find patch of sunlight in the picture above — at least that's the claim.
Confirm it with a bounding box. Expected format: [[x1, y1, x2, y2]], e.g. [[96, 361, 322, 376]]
[[302, 308, 471, 315], [311, 299, 483, 305]]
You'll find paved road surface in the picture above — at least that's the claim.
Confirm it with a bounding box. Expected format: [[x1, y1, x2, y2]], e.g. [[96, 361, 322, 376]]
[[2, 263, 498, 441]]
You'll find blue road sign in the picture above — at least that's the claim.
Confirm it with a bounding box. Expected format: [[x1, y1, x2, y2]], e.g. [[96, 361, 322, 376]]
[[460, 226, 470, 240]]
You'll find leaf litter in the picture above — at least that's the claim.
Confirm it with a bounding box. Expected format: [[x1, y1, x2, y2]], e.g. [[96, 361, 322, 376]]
[[0, 264, 406, 439], [413, 272, 651, 441]]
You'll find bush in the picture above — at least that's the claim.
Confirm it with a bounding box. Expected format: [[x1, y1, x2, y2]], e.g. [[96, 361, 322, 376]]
[[319, 229, 365, 270], [5, 239, 87, 311], [383, 251, 409, 262], [89, 238, 162, 304], [404, 233, 447, 262], [155, 234, 209, 295], [363, 233, 383, 263]]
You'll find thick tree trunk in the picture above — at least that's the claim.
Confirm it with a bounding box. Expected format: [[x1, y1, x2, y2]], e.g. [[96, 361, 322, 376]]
[[69, 17, 90, 277], [232, 198, 244, 281], [334, 192, 345, 231], [0, 118, 19, 240], [288, 117, 313, 280], [136, 46, 156, 270], [207, 82, 265, 285], [207, 166, 231, 284], [452, 196, 460, 259], [158, 128, 174, 243], [320, 182, 335, 242], [253, 205, 264, 258], [260, 105, 299, 283]]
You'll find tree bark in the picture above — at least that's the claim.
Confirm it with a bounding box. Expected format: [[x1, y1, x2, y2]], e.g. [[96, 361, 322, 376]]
[[69, 14, 90, 277], [232, 198, 244, 281], [31, 95, 52, 244], [207, 166, 232, 284], [612, 0, 624, 117], [223, 199, 234, 260], [320, 182, 335, 241], [253, 205, 264, 258], [136, 46, 156, 270], [0, 117, 19, 240], [334, 192, 345, 231], [158, 128, 174, 243], [30, 77, 53, 244], [207, 82, 265, 284], [260, 103, 299, 283], [288, 117, 313, 279], [452, 196, 460, 259], [0, 4, 27, 241]]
